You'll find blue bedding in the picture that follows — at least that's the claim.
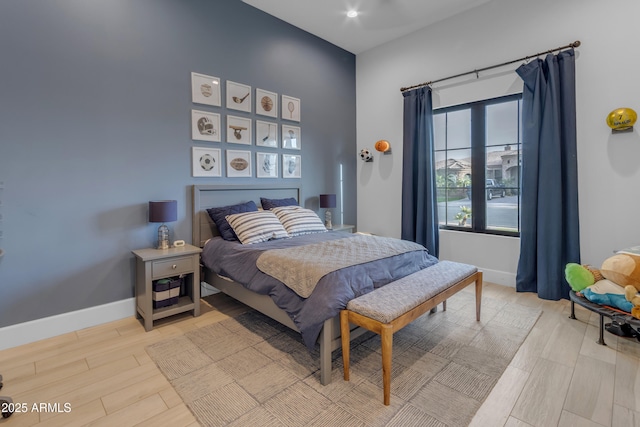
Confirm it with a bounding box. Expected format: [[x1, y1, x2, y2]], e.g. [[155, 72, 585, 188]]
[[201, 232, 438, 348]]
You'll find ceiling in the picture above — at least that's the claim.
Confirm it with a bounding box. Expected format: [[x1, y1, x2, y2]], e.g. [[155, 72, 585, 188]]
[[242, 0, 493, 55]]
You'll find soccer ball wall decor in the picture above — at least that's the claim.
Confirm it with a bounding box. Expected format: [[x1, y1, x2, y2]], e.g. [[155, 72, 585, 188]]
[[360, 148, 373, 162]]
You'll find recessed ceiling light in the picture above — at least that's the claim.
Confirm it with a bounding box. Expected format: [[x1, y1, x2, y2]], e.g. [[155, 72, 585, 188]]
[[347, 10, 358, 18]]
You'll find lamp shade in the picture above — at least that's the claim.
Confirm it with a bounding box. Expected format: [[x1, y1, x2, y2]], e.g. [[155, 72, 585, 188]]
[[149, 200, 177, 223], [319, 194, 336, 209]]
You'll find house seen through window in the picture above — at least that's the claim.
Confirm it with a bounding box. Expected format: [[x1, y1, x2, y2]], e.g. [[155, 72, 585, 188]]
[[433, 93, 522, 236]]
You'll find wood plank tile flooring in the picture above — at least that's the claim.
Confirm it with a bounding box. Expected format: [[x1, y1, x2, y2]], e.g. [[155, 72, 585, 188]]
[[1, 282, 638, 426]]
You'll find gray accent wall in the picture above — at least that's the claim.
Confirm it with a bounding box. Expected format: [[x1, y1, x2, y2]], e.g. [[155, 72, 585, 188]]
[[0, 0, 356, 327]]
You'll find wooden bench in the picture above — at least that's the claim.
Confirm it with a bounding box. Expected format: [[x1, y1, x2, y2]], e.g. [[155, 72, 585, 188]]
[[340, 261, 483, 405]]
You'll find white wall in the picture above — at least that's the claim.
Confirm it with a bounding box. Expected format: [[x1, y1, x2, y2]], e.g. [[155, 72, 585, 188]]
[[356, 0, 640, 286]]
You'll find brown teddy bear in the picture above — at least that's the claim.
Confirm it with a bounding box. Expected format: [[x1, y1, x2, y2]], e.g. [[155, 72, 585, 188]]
[[601, 252, 640, 292]]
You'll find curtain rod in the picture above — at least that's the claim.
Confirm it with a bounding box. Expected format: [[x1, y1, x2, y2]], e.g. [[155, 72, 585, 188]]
[[399, 40, 581, 93]]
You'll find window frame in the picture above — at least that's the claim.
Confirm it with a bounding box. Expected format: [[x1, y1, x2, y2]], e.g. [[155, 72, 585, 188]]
[[434, 93, 522, 237]]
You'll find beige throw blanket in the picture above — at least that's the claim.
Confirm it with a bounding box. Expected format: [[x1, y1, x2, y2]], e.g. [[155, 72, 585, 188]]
[[256, 234, 425, 298]]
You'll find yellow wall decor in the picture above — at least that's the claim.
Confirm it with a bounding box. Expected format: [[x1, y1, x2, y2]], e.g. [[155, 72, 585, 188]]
[[606, 108, 637, 133]]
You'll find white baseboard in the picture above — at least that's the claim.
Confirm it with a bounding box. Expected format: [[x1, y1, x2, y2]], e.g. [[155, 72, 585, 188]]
[[0, 273, 512, 352], [0, 298, 136, 351], [481, 268, 516, 288]]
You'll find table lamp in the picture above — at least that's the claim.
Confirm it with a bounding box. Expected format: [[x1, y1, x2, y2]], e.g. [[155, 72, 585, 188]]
[[319, 194, 336, 229], [149, 200, 177, 249]]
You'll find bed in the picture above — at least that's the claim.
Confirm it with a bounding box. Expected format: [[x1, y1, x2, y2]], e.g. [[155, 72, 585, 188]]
[[192, 184, 438, 385]]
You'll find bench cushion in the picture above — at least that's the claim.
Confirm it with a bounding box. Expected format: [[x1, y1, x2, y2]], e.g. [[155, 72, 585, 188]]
[[346, 261, 477, 323]]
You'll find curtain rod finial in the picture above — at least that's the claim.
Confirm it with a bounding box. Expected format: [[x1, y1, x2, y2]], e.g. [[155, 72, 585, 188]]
[[572, 41, 581, 48]]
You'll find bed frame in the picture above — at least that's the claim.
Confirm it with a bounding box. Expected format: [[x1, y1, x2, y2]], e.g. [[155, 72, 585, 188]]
[[192, 184, 367, 385]]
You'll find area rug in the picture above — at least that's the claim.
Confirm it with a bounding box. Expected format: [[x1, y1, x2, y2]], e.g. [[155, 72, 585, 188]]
[[146, 291, 541, 427]]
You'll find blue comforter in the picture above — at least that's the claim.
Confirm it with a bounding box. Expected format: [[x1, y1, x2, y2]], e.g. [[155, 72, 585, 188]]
[[201, 232, 438, 348]]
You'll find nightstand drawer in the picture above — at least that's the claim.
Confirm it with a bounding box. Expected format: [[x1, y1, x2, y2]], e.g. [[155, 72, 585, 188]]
[[152, 256, 193, 279]]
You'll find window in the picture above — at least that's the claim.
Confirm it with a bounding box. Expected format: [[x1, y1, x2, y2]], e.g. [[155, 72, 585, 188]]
[[433, 94, 522, 236]]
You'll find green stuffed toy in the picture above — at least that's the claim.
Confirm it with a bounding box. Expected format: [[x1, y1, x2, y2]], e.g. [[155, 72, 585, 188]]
[[565, 263, 595, 292], [566, 262, 634, 312]]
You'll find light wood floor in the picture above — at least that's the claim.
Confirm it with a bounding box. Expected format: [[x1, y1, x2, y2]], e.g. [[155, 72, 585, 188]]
[[1, 282, 639, 426]]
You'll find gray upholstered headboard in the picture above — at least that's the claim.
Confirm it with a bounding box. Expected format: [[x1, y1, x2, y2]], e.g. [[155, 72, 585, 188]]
[[192, 184, 302, 247]]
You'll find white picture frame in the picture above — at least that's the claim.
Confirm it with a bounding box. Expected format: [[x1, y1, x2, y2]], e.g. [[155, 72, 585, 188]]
[[191, 110, 221, 142], [256, 152, 278, 178], [256, 88, 278, 118], [226, 81, 252, 113], [192, 147, 221, 177], [226, 115, 252, 145], [282, 154, 301, 178], [256, 120, 278, 148], [281, 94, 300, 122], [226, 149, 252, 177], [282, 125, 301, 150], [191, 72, 221, 107]]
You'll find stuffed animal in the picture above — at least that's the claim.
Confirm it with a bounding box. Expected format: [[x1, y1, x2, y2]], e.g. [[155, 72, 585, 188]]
[[565, 252, 640, 314], [624, 285, 640, 319], [580, 279, 633, 313], [565, 263, 602, 292], [601, 252, 640, 291]]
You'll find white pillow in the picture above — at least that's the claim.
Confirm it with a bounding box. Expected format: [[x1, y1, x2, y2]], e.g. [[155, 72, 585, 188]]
[[225, 211, 289, 244], [272, 206, 327, 237]]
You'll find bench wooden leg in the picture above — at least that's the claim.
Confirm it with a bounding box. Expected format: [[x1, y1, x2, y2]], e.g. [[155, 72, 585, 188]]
[[381, 324, 393, 406], [475, 271, 483, 321], [340, 310, 351, 381]]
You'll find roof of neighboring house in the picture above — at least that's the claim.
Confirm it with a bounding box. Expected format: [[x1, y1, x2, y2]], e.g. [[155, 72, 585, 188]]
[[437, 149, 517, 171], [487, 148, 517, 167], [435, 158, 471, 171]]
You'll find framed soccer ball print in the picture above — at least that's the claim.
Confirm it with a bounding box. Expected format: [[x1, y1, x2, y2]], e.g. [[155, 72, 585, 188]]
[[192, 147, 221, 177]]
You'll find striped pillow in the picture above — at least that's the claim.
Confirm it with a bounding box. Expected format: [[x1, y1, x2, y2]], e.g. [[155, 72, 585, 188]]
[[225, 211, 289, 244], [272, 206, 327, 237]]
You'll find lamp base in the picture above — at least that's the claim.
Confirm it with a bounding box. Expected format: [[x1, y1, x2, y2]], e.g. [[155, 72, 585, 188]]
[[157, 224, 170, 249], [324, 210, 332, 230]]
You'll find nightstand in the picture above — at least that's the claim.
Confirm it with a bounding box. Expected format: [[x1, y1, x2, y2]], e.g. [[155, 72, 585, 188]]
[[132, 244, 202, 331], [329, 224, 355, 233]]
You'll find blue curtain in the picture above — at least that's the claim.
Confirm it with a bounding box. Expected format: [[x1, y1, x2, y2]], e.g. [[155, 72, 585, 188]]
[[515, 49, 580, 300], [401, 86, 439, 258]]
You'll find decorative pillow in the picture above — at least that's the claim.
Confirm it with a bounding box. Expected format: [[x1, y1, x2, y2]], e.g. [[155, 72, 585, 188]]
[[225, 211, 289, 244], [206, 200, 258, 241], [260, 197, 298, 210], [272, 206, 327, 236]]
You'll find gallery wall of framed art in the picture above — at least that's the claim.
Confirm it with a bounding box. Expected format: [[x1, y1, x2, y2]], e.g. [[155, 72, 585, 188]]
[[190, 71, 302, 179]]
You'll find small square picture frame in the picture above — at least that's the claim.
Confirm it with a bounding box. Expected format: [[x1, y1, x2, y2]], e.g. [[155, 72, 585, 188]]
[[226, 149, 252, 178], [256, 120, 278, 148], [192, 147, 221, 177], [227, 115, 252, 145], [226, 81, 252, 113], [256, 152, 279, 178], [282, 153, 301, 178], [282, 125, 301, 150], [191, 72, 221, 107], [191, 110, 221, 142], [256, 88, 278, 118], [281, 95, 300, 122]]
